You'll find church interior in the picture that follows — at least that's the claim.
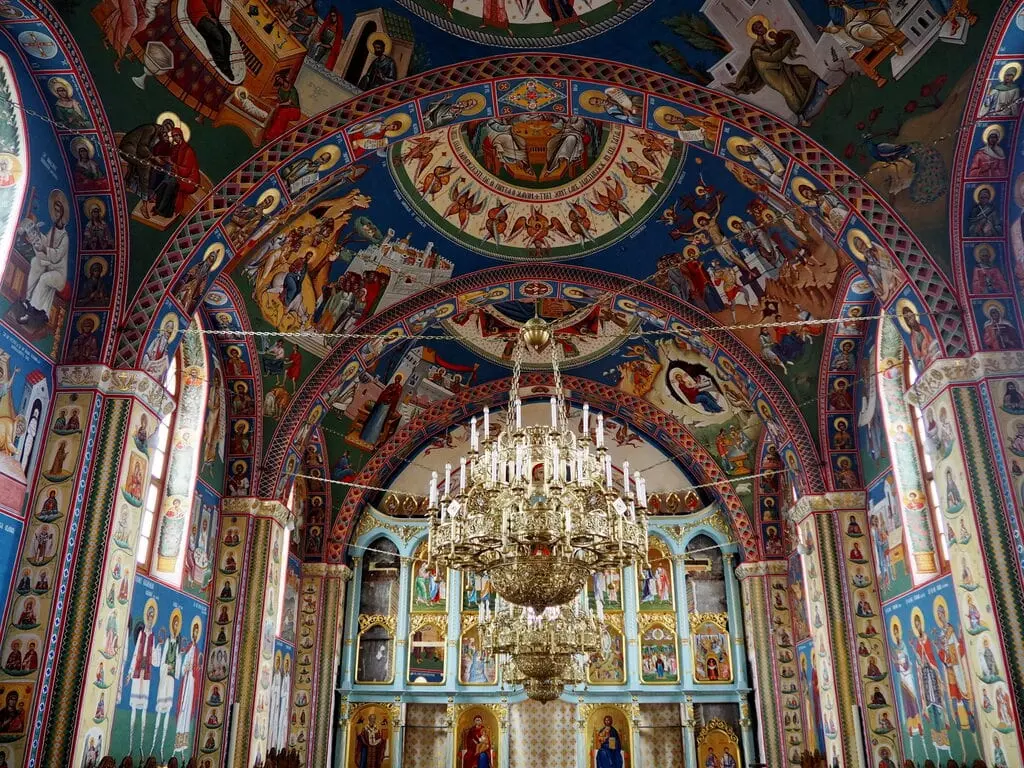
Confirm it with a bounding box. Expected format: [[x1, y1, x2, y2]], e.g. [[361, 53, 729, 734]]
[[0, 0, 1023, 766]]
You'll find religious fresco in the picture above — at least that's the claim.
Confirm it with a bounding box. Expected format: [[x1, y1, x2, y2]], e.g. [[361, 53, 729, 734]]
[[0, 514, 22, 631], [586, 705, 631, 768], [266, 640, 295, 755], [108, 574, 208, 765], [347, 702, 395, 768], [181, 479, 219, 600], [288, 571, 320, 756], [882, 575, 982, 765], [795, 640, 825, 763], [454, 705, 499, 768], [917, 388, 1019, 768]]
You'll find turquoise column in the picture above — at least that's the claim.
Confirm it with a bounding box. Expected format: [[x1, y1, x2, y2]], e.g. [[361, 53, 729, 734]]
[[393, 561, 411, 689], [739, 696, 757, 768], [392, 702, 405, 768], [340, 555, 362, 688], [622, 566, 641, 684], [682, 697, 698, 768], [630, 697, 644, 768], [672, 552, 692, 683], [447, 571, 462, 690], [575, 699, 587, 768], [723, 549, 748, 689], [499, 699, 511, 768]]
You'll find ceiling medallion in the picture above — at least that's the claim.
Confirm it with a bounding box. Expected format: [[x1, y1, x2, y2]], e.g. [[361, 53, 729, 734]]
[[426, 319, 650, 608], [389, 115, 684, 261]]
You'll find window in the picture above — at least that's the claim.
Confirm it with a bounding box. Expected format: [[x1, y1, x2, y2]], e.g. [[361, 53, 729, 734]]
[[137, 354, 179, 566], [904, 355, 949, 569]]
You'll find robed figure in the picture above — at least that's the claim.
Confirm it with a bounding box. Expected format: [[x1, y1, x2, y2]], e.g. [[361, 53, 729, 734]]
[[460, 715, 494, 768], [594, 716, 624, 768], [359, 374, 405, 446], [355, 713, 388, 768]]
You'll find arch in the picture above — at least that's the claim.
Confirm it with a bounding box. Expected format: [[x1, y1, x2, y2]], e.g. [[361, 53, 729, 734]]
[[112, 54, 966, 374], [950, 0, 1024, 355], [317, 375, 760, 561]]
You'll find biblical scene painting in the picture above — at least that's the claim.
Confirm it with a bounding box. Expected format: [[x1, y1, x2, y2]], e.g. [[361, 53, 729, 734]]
[[347, 703, 394, 768], [691, 613, 732, 684], [407, 618, 445, 685], [795, 640, 825, 763], [882, 575, 982, 766], [410, 543, 447, 613], [587, 705, 631, 768], [587, 568, 623, 613], [455, 706, 498, 768], [637, 539, 674, 612], [459, 627, 497, 686], [109, 574, 208, 766], [696, 719, 741, 768], [868, 472, 912, 602], [588, 619, 626, 685], [639, 621, 679, 684]]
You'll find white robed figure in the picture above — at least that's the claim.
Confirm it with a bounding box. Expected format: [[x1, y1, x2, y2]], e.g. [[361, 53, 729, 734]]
[[125, 599, 158, 754], [151, 609, 183, 755], [17, 190, 70, 323], [268, 652, 283, 749], [174, 617, 204, 756], [275, 654, 292, 747]]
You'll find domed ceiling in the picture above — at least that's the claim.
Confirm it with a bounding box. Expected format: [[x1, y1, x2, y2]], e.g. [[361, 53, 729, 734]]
[[9, 0, 1018, 560]]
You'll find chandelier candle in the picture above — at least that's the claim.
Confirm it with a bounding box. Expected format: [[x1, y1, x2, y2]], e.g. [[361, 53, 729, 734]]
[[426, 318, 650, 609]]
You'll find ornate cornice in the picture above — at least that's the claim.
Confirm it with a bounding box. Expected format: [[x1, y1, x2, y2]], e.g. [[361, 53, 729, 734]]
[[734, 560, 788, 580], [909, 352, 1024, 405], [657, 507, 733, 545], [355, 507, 424, 545], [221, 497, 295, 528], [301, 562, 353, 580], [57, 364, 173, 415], [789, 491, 866, 523]]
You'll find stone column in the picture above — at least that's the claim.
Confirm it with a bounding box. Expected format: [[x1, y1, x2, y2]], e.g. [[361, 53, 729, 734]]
[[291, 562, 351, 767], [734, 560, 787, 768], [0, 366, 171, 768], [790, 494, 861, 768], [909, 354, 1024, 766], [195, 497, 293, 768]]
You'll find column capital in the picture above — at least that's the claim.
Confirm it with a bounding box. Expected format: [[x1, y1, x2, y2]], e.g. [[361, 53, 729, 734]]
[[909, 350, 1024, 404], [734, 560, 787, 580], [301, 562, 353, 580], [789, 491, 866, 521], [57, 364, 173, 414], [222, 497, 294, 528]]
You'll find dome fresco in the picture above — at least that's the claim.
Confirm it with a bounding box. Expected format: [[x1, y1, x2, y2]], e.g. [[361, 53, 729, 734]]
[[0, 0, 1023, 764]]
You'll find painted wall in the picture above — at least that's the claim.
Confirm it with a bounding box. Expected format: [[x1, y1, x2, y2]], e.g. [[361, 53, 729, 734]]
[[108, 574, 209, 764]]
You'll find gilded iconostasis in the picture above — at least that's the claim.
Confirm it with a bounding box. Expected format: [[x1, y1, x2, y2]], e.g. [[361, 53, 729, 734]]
[[0, 0, 1022, 765]]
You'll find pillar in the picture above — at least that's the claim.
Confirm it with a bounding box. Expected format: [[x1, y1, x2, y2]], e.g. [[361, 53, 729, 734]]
[[790, 493, 861, 768], [681, 698, 697, 768], [0, 366, 170, 768], [909, 354, 1024, 766], [722, 551, 749, 690], [734, 560, 786, 768], [738, 698, 756, 768], [196, 497, 293, 768], [291, 562, 351, 767], [671, 553, 693, 683]]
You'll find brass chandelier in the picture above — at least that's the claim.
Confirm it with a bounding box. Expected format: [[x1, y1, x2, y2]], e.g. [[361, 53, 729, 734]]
[[426, 317, 650, 608], [485, 603, 601, 702]]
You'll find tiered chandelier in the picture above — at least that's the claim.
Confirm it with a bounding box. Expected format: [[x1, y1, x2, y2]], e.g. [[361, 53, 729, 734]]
[[484, 602, 602, 702], [426, 317, 650, 609]]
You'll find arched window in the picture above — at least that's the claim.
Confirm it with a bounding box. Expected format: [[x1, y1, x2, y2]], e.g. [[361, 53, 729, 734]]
[[903, 354, 949, 570], [137, 352, 179, 566]]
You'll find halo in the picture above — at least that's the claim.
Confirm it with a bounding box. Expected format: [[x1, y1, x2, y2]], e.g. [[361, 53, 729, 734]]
[[48, 189, 69, 222], [274, 650, 283, 666], [834, 417, 848, 430], [232, 460, 247, 473], [314, 144, 342, 172], [384, 112, 413, 138], [257, 187, 282, 213], [578, 89, 610, 114], [76, 312, 100, 332], [758, 401, 772, 417], [972, 183, 996, 203], [998, 62, 1021, 82], [204, 242, 227, 271], [191, 616, 202, 639], [932, 594, 948, 625], [144, 598, 158, 624], [973, 243, 995, 261], [726, 215, 745, 232], [845, 228, 871, 261], [169, 607, 183, 630], [894, 298, 919, 333], [726, 135, 755, 162], [155, 111, 190, 143], [693, 211, 711, 227], [70, 136, 95, 159], [82, 196, 106, 219], [982, 299, 1007, 318], [47, 75, 73, 97], [234, 86, 249, 102], [909, 606, 926, 634], [366, 31, 393, 55], [235, 420, 250, 433], [652, 105, 684, 132], [451, 91, 486, 117], [235, 380, 249, 393], [158, 313, 181, 338], [790, 177, 817, 203], [837, 456, 851, 468], [833, 377, 848, 389], [85, 256, 109, 277], [839, 339, 855, 351], [982, 123, 1005, 144], [226, 344, 243, 358], [682, 244, 700, 259], [888, 616, 902, 641], [745, 14, 770, 38]]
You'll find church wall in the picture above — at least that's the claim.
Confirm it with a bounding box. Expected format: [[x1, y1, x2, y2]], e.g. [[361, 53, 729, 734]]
[[108, 573, 209, 764], [403, 703, 447, 768], [509, 699, 576, 768]]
